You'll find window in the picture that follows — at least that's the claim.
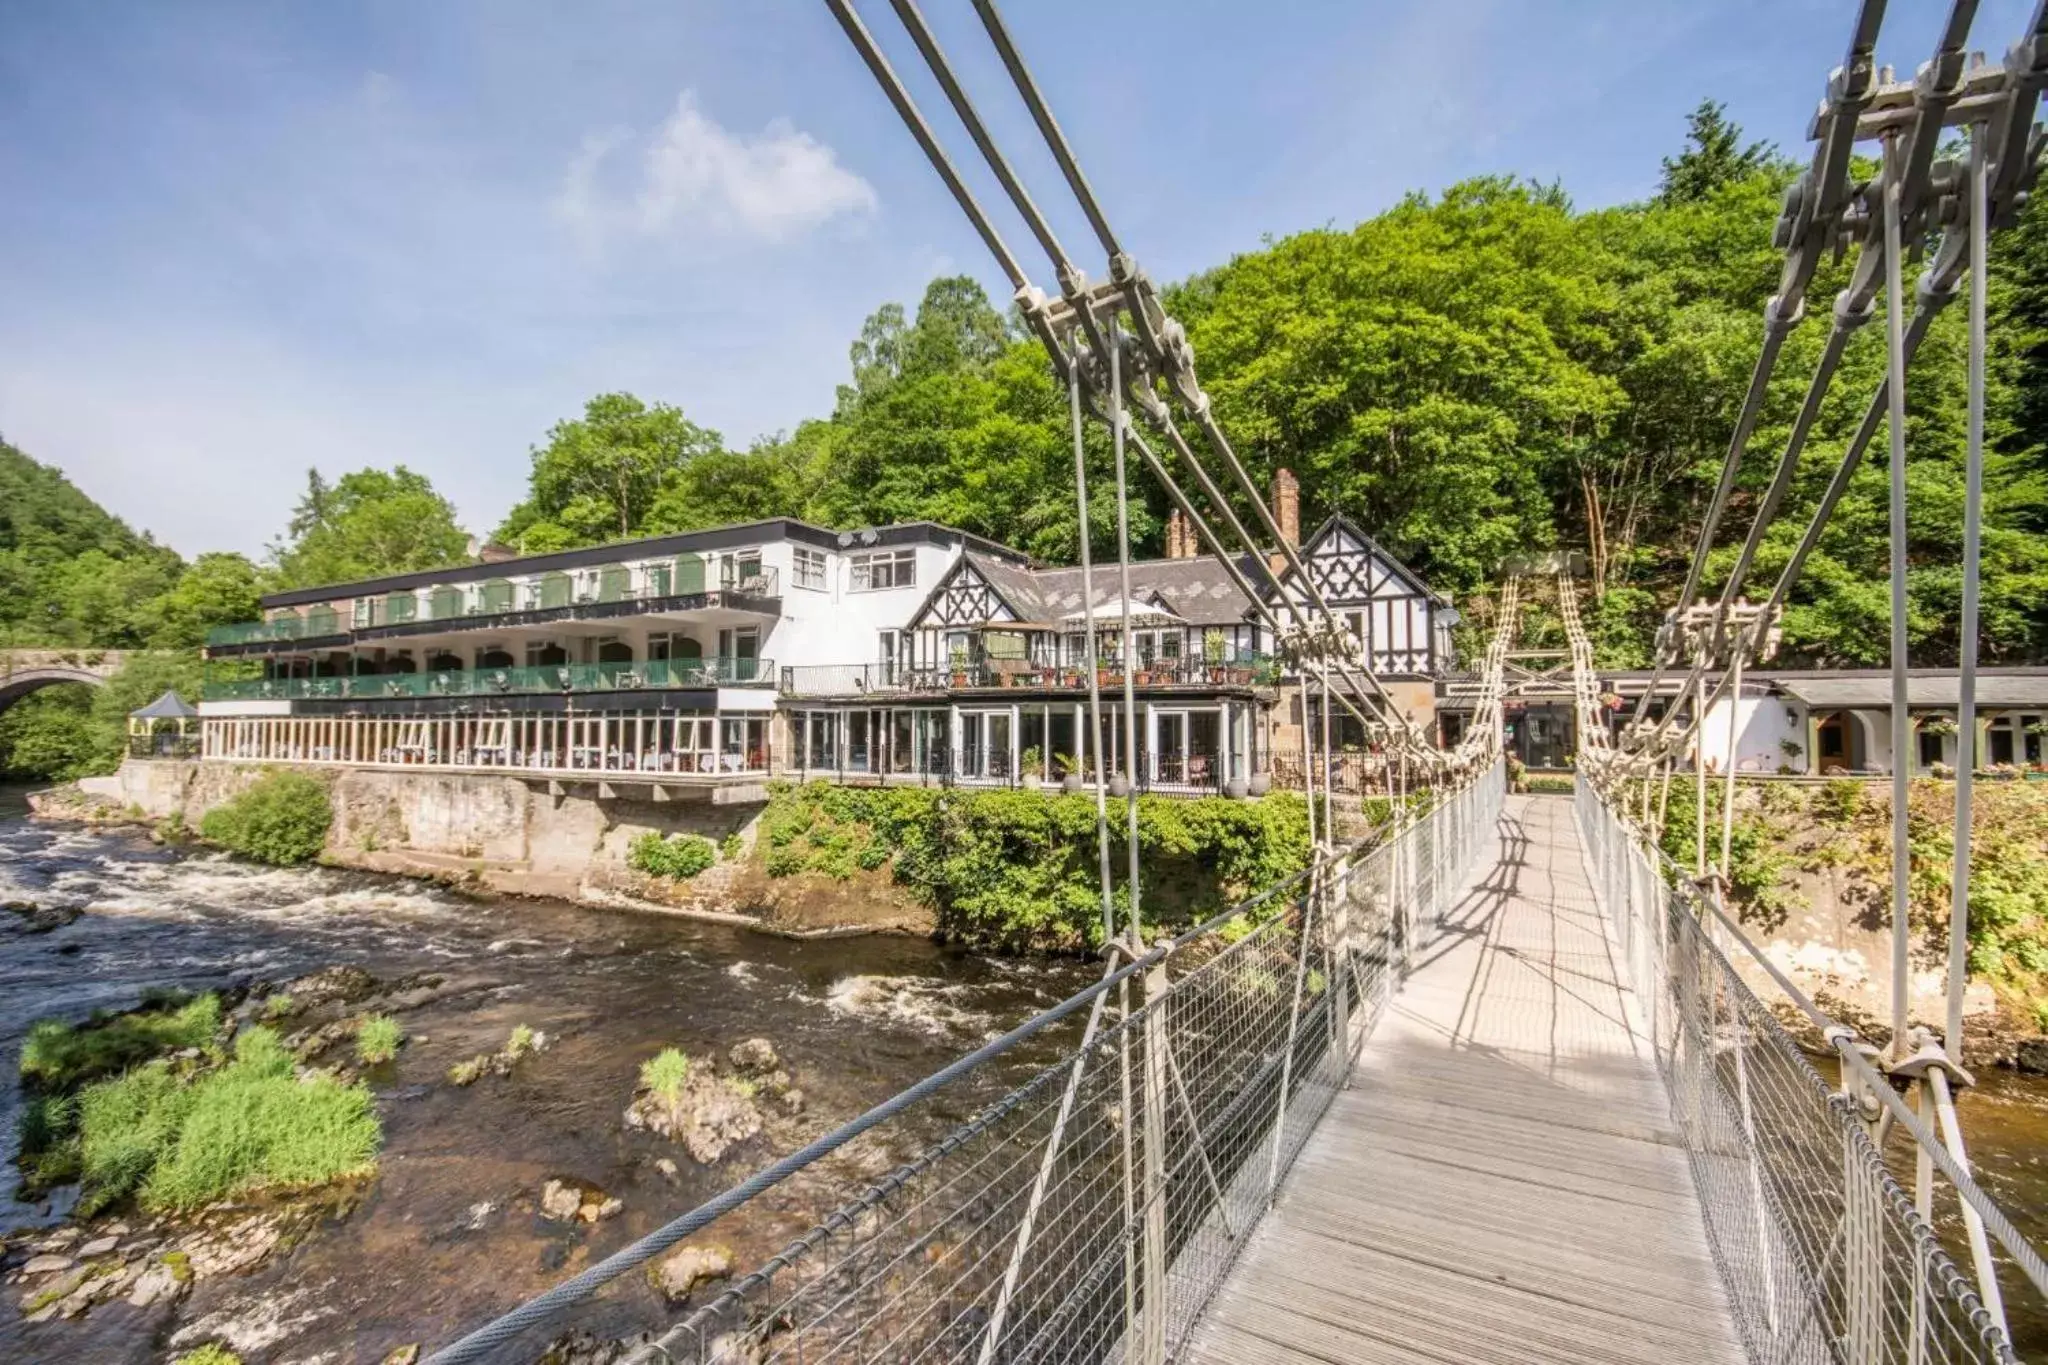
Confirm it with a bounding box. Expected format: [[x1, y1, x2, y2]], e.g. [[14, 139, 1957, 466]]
[[794, 546, 827, 591], [851, 548, 916, 591]]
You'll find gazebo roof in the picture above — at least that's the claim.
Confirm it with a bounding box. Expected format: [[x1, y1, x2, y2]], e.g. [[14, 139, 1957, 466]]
[[131, 690, 200, 721]]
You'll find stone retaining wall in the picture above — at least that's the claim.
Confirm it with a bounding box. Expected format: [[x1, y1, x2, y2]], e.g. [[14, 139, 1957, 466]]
[[104, 759, 758, 906]]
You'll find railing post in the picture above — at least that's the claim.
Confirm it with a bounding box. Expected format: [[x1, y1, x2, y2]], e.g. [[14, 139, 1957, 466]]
[[1139, 958, 1170, 1365], [1845, 1128, 1883, 1365]]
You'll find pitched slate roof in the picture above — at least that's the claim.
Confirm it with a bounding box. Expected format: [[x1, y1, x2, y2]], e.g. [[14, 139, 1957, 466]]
[[131, 690, 200, 720], [942, 551, 1262, 628]]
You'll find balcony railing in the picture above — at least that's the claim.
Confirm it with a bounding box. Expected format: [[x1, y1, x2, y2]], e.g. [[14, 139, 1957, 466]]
[[779, 652, 1281, 696], [202, 656, 773, 702], [206, 567, 783, 649]]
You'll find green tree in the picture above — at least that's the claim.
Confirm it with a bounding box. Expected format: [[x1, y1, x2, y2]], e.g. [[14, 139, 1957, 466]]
[[269, 467, 469, 589], [1658, 100, 1778, 205], [496, 394, 725, 549], [145, 553, 268, 649]]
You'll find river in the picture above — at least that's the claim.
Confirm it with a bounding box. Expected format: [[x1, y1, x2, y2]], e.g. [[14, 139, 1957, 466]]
[[1, 786, 2044, 1361], [0, 787, 1092, 1361]]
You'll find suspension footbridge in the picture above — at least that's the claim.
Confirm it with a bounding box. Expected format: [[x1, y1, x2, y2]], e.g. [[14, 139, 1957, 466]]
[[423, 2, 2048, 1361]]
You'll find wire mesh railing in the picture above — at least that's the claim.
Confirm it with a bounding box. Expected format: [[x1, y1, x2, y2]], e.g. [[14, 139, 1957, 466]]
[[425, 760, 1504, 1365], [1574, 776, 2022, 1365]]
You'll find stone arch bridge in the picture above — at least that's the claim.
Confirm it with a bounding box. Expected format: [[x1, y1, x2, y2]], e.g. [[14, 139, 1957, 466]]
[[0, 650, 129, 715]]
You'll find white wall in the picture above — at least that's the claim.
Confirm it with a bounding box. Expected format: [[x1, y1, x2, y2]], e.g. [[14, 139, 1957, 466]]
[[764, 540, 964, 670], [1697, 695, 1805, 773]]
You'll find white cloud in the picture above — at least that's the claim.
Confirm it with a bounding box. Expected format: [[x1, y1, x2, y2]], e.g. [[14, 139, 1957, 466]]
[[557, 91, 877, 249]]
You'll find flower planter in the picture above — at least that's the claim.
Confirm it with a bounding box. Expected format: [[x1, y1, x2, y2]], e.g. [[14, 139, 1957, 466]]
[[1247, 772, 1271, 796], [1061, 772, 1085, 794], [1107, 773, 1131, 798]]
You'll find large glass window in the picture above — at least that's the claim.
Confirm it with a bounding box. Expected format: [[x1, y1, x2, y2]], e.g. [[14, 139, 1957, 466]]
[[851, 548, 916, 591], [794, 547, 827, 591], [806, 712, 839, 769]]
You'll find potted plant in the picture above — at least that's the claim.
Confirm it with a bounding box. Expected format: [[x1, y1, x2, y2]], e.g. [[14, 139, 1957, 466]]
[[1107, 771, 1131, 798], [1247, 768, 1271, 796], [950, 647, 971, 688], [1020, 746, 1044, 790], [1920, 714, 1960, 738], [1224, 767, 1250, 799], [1204, 634, 1228, 683], [1056, 752, 1085, 793]]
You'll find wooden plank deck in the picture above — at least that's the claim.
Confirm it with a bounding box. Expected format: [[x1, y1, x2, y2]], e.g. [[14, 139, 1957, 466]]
[[1184, 794, 1745, 1365]]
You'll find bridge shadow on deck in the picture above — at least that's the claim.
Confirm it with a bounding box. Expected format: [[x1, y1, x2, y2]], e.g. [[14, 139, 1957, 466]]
[[1184, 796, 1743, 1365]]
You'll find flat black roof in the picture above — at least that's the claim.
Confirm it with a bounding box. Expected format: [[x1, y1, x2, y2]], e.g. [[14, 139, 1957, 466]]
[[260, 519, 1029, 609]]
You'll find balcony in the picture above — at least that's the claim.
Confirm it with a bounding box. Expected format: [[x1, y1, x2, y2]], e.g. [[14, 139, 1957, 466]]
[[203, 656, 774, 702], [205, 566, 781, 652], [779, 653, 1281, 697]]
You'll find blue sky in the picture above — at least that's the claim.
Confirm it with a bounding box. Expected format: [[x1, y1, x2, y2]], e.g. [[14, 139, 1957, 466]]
[[1, 0, 2037, 558]]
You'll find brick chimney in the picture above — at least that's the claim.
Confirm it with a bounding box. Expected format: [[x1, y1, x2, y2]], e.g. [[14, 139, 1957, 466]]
[[1269, 467, 1301, 575], [1165, 508, 1191, 559]]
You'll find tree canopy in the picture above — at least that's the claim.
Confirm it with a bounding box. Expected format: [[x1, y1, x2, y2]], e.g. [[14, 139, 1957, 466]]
[[270, 467, 470, 589]]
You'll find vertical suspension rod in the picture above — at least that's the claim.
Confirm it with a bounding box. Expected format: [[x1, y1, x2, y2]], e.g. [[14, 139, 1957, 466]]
[[1882, 130, 1913, 1060]]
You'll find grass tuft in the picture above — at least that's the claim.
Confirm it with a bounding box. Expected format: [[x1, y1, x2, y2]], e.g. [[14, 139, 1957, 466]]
[[20, 995, 221, 1091], [355, 1014, 404, 1065], [639, 1048, 691, 1105], [173, 1346, 243, 1365]]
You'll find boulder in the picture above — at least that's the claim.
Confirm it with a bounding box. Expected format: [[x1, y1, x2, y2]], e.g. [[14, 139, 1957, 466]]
[[283, 964, 381, 1006], [126, 1260, 189, 1310], [539, 1180, 584, 1222], [76, 1235, 118, 1258], [2015, 1037, 2048, 1076], [20, 1254, 74, 1276], [624, 1071, 763, 1165], [652, 1243, 734, 1303], [728, 1038, 779, 1074]]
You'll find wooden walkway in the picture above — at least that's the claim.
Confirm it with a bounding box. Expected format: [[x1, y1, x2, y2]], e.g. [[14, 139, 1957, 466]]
[[1185, 795, 1745, 1365]]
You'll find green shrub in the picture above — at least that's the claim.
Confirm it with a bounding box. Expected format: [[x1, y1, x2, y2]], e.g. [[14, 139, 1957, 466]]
[[1816, 777, 1865, 824], [740, 781, 1313, 948], [628, 831, 717, 880], [639, 1047, 690, 1103], [720, 832, 745, 861], [199, 770, 332, 865], [140, 1026, 380, 1210], [20, 994, 222, 1091], [355, 1014, 404, 1065], [261, 993, 296, 1022]]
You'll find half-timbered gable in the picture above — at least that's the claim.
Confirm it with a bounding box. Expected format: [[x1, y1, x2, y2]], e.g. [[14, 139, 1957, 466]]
[[909, 556, 1021, 629], [1272, 516, 1446, 675]]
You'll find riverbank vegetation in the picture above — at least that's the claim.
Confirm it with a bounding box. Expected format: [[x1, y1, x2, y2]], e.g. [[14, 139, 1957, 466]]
[[1643, 777, 2048, 1014], [749, 781, 1312, 949], [197, 769, 333, 865], [629, 831, 719, 880], [16, 994, 382, 1216]]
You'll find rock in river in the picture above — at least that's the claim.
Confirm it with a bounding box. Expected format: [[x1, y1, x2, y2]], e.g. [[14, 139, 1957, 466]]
[[652, 1243, 733, 1303]]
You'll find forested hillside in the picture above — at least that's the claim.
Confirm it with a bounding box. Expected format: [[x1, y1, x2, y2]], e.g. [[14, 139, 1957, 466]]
[[493, 106, 2048, 668]]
